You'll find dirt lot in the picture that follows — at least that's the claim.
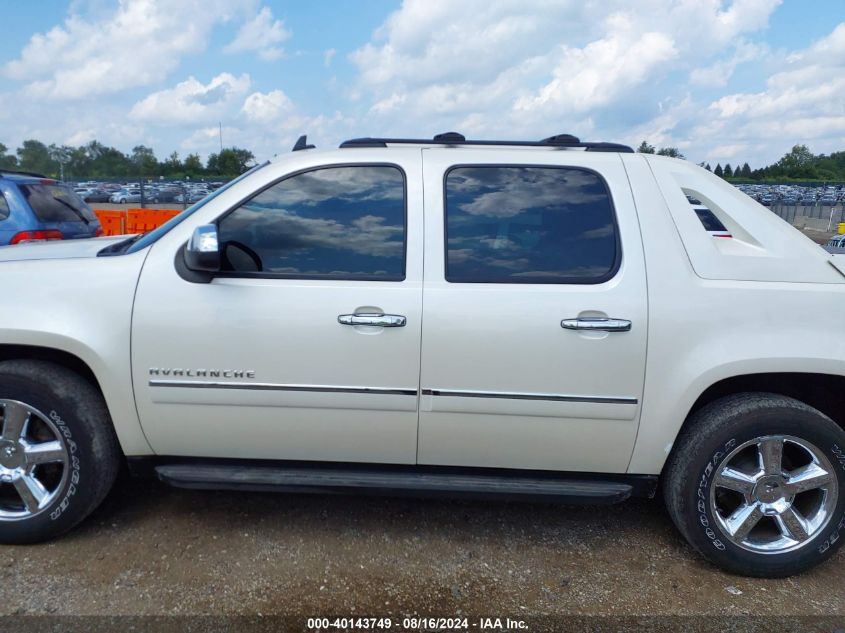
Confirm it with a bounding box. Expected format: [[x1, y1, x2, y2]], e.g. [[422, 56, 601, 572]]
[[0, 475, 842, 630]]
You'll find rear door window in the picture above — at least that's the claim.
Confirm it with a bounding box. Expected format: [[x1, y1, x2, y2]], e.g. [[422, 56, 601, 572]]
[[0, 193, 9, 220], [18, 184, 97, 223], [444, 165, 619, 284]]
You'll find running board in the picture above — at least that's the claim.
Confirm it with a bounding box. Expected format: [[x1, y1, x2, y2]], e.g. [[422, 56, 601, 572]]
[[154, 464, 634, 504]]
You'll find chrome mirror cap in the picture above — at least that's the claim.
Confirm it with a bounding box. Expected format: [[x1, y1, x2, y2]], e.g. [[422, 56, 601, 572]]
[[184, 224, 221, 272]]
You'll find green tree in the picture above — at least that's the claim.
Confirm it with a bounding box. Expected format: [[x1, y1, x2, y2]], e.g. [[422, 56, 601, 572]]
[[714, 163, 724, 177], [162, 151, 182, 176], [206, 147, 255, 175], [17, 140, 54, 175], [637, 141, 656, 154], [740, 162, 752, 178], [88, 144, 132, 178], [48, 144, 74, 181], [705, 163, 712, 171], [132, 145, 158, 177], [657, 147, 685, 159], [773, 144, 818, 179], [183, 153, 203, 176], [723, 163, 733, 178], [0, 143, 17, 170], [66, 146, 91, 179]]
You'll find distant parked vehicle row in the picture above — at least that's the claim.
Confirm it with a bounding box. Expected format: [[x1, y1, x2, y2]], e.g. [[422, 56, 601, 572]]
[[67, 178, 226, 207], [736, 183, 845, 206]]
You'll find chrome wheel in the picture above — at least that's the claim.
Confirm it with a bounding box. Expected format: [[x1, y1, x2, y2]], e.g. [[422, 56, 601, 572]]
[[710, 434, 838, 554], [0, 400, 69, 520]]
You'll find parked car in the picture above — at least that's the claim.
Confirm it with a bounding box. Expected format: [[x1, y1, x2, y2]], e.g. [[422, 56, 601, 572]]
[[824, 234, 845, 253], [0, 134, 843, 579], [0, 170, 102, 245], [83, 189, 113, 203], [109, 189, 142, 204]]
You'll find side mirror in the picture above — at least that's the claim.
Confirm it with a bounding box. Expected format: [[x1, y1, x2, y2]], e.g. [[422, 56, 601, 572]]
[[184, 224, 220, 272]]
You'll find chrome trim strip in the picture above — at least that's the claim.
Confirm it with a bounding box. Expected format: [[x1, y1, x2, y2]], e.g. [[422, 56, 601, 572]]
[[421, 389, 637, 405], [149, 380, 418, 396]]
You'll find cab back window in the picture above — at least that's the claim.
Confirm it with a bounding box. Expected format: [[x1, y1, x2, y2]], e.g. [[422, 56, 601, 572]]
[[18, 184, 97, 223], [0, 193, 9, 220]]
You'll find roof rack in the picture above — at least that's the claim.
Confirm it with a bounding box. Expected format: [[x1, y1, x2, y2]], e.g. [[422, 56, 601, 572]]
[[339, 132, 633, 153], [0, 169, 49, 179]]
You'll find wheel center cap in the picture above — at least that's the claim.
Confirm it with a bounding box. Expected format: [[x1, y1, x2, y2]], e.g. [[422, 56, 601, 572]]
[[754, 475, 790, 507], [0, 440, 23, 469]]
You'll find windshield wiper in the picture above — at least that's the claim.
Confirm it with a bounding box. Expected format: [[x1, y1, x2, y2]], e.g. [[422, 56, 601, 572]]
[[53, 197, 92, 225], [97, 233, 144, 257]]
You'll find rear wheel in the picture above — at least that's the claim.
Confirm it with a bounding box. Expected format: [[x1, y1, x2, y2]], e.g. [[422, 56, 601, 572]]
[[664, 393, 845, 577], [0, 360, 120, 543]]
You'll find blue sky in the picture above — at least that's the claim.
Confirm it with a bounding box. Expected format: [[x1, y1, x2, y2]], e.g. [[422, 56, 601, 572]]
[[1, 0, 843, 168]]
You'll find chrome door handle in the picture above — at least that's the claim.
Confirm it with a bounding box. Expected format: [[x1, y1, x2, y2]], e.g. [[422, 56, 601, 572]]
[[561, 317, 631, 332], [338, 313, 406, 327]]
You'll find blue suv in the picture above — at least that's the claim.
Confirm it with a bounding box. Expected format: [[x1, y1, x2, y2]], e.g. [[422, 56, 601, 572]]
[[0, 170, 102, 245]]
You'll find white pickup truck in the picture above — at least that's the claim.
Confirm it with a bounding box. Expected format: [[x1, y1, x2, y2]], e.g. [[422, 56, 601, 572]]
[[0, 133, 843, 578]]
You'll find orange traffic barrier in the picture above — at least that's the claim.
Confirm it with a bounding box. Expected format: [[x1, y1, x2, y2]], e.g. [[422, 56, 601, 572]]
[[94, 210, 126, 236], [94, 208, 181, 235], [126, 208, 181, 233]]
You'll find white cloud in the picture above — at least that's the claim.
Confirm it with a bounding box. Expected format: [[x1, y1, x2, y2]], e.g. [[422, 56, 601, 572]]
[[242, 90, 295, 123], [698, 22, 845, 163], [129, 73, 251, 124], [3, 0, 251, 100], [348, 0, 783, 142], [324, 48, 337, 68], [689, 40, 766, 87], [224, 5, 290, 61], [514, 16, 678, 115]]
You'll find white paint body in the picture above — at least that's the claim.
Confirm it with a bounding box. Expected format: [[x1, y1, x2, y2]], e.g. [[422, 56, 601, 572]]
[[0, 148, 842, 476]]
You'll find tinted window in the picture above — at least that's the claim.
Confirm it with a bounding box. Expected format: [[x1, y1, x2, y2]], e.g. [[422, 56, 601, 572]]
[[445, 166, 618, 284], [218, 165, 405, 280], [694, 208, 728, 232], [19, 184, 97, 223], [0, 193, 8, 220]]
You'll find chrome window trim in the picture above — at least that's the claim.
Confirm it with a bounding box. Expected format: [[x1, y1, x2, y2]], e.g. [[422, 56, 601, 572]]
[[148, 380, 418, 396], [148, 381, 638, 404], [421, 389, 637, 405]]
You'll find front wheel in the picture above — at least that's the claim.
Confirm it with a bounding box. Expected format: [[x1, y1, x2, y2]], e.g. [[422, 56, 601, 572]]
[[664, 393, 845, 577], [0, 360, 121, 543]]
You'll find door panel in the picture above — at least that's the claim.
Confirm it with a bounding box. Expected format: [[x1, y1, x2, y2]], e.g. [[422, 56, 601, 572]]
[[418, 150, 648, 473], [132, 154, 423, 464]]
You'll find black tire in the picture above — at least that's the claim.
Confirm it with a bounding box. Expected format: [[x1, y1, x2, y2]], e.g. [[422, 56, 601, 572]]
[[664, 393, 845, 577], [0, 360, 121, 543]]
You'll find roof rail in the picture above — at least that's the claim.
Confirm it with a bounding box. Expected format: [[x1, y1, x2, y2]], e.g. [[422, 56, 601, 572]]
[[0, 169, 49, 178], [339, 132, 633, 153]]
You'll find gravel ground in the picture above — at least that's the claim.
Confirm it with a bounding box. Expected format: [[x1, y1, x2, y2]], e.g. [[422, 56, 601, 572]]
[[0, 474, 842, 629]]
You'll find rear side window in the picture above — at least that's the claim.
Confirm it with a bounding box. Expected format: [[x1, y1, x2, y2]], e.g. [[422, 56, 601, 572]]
[[217, 165, 406, 280], [0, 193, 9, 220], [444, 166, 619, 284], [18, 184, 97, 223]]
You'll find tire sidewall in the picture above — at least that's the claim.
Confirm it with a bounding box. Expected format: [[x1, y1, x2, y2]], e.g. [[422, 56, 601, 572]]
[[0, 372, 98, 542], [688, 409, 845, 575]]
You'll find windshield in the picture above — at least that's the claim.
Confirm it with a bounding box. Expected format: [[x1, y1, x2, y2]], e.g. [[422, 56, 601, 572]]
[[19, 183, 97, 223], [123, 161, 270, 255]]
